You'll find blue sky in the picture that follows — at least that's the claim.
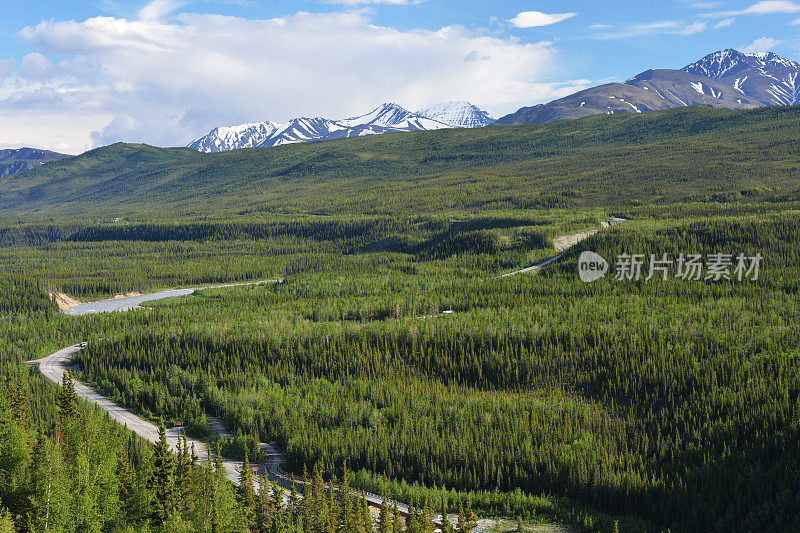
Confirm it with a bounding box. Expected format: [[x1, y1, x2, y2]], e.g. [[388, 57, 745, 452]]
[[1, 0, 799, 153]]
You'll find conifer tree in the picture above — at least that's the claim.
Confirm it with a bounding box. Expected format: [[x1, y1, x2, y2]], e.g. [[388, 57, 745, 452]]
[[9, 377, 28, 427], [464, 498, 478, 531], [288, 479, 300, 520], [422, 497, 435, 533], [258, 475, 272, 532], [269, 482, 287, 533], [0, 507, 14, 533], [336, 468, 353, 533], [116, 451, 136, 523], [441, 504, 455, 533], [149, 421, 177, 526], [237, 453, 257, 528], [391, 502, 402, 533], [378, 494, 392, 533], [457, 498, 477, 533], [176, 434, 192, 515], [358, 494, 372, 533], [57, 371, 79, 421]]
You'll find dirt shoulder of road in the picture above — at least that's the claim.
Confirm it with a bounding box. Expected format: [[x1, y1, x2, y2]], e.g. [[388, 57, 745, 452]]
[[48, 290, 147, 311], [48, 291, 82, 311], [552, 228, 601, 253], [112, 291, 143, 300]]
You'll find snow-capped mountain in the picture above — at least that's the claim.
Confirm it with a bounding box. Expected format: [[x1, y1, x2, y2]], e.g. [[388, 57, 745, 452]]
[[682, 49, 800, 106], [496, 49, 797, 126], [339, 102, 449, 131], [416, 101, 496, 128], [188, 102, 491, 153], [187, 121, 283, 153]]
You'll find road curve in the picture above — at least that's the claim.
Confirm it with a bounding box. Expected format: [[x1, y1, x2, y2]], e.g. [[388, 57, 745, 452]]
[[27, 218, 628, 525], [29, 281, 423, 519], [28, 343, 262, 489], [500, 217, 627, 278]]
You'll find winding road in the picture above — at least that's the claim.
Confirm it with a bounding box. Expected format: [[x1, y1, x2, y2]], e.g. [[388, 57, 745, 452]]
[[27, 220, 626, 524], [501, 217, 627, 278], [28, 281, 416, 517]]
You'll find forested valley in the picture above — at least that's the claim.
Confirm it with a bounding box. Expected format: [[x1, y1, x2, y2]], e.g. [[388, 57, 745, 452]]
[[2, 201, 798, 532]]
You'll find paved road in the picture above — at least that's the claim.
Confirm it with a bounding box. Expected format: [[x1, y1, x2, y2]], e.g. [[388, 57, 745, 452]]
[[29, 342, 423, 517], [29, 218, 631, 523], [501, 218, 627, 278], [30, 281, 425, 519], [28, 344, 263, 489]]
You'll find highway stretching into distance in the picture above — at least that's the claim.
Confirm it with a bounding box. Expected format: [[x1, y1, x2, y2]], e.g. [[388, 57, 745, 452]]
[[28, 280, 417, 518], [26, 221, 626, 525]]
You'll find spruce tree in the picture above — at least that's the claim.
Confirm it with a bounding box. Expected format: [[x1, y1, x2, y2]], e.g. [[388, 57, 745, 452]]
[[391, 502, 402, 533], [422, 497, 435, 533], [377, 494, 392, 533], [0, 507, 14, 533], [176, 435, 192, 515], [237, 453, 257, 528], [457, 501, 477, 533], [288, 479, 300, 520], [57, 371, 79, 420], [116, 451, 135, 524], [149, 421, 177, 526], [441, 504, 455, 533], [269, 482, 287, 533]]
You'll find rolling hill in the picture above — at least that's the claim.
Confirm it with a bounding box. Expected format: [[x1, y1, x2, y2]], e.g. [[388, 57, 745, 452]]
[[0, 148, 71, 179], [2, 105, 800, 217]]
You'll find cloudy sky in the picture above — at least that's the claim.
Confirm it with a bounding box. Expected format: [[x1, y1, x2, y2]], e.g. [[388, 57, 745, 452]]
[[1, 0, 799, 154]]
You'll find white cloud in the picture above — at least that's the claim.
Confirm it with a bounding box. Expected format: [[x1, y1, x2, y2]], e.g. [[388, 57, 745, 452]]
[[19, 53, 54, 80], [0, 10, 583, 153], [741, 36, 784, 52], [681, 20, 708, 35], [592, 21, 683, 39], [791, 16, 800, 23], [589, 24, 612, 30], [508, 11, 577, 28], [739, 0, 800, 14], [0, 59, 15, 79], [706, 1, 800, 17], [325, 0, 419, 4], [138, 0, 186, 21], [714, 17, 736, 28]]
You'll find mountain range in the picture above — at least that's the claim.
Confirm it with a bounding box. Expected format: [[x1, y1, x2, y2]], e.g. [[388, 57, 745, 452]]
[[0, 148, 70, 179], [188, 49, 800, 152], [4, 105, 800, 216], [188, 101, 496, 153], [496, 49, 799, 125]]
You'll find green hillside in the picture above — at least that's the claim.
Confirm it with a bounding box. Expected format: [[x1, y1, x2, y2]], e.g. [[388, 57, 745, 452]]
[[3, 105, 800, 217], [0, 147, 70, 179]]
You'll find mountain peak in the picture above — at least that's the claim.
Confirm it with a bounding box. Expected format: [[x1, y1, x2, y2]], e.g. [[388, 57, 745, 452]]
[[188, 101, 495, 153], [682, 48, 800, 105], [416, 101, 496, 128], [682, 49, 750, 78]]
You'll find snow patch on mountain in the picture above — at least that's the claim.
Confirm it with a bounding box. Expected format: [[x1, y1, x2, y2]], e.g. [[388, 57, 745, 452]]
[[188, 102, 493, 153], [415, 101, 496, 128], [683, 49, 800, 105]]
